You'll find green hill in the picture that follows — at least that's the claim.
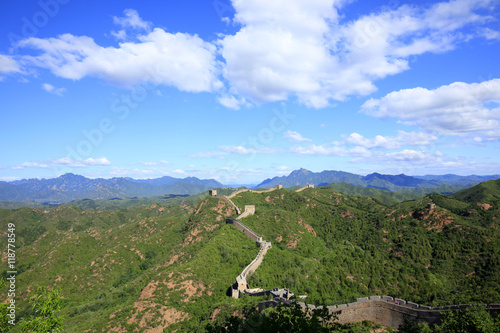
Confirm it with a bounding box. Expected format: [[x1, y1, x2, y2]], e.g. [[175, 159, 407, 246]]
[[325, 182, 469, 206], [1, 185, 499, 331], [452, 178, 500, 204]]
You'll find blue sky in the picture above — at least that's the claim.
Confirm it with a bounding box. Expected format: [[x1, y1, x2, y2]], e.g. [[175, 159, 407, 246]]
[[1, 0, 499, 184]]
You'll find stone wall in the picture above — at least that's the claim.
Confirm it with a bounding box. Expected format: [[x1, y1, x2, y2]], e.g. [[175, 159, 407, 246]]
[[227, 218, 272, 298], [295, 184, 314, 192], [216, 195, 241, 215], [228, 187, 279, 199], [265, 296, 500, 329], [226, 218, 261, 243]]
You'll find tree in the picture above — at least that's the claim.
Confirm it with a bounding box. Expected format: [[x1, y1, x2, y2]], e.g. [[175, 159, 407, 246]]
[[435, 305, 499, 333], [398, 306, 500, 333], [19, 286, 64, 333], [206, 301, 347, 333]]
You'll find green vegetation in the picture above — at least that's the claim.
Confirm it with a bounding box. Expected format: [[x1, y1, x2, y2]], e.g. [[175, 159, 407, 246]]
[[399, 305, 500, 332], [0, 181, 499, 331], [18, 286, 64, 332], [205, 301, 394, 333], [325, 182, 468, 206]]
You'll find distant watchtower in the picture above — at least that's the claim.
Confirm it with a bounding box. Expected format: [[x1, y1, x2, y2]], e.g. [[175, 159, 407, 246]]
[[428, 202, 436, 210], [209, 189, 217, 197], [307, 184, 314, 188], [275, 184, 283, 189]]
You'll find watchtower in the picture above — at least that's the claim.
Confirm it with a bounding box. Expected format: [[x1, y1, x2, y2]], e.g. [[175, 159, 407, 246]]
[[209, 189, 217, 197]]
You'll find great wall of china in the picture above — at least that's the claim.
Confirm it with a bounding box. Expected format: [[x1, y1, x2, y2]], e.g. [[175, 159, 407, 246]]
[[210, 185, 500, 329]]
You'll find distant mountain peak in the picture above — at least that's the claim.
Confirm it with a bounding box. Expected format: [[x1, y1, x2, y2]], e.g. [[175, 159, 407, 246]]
[[289, 168, 311, 176]]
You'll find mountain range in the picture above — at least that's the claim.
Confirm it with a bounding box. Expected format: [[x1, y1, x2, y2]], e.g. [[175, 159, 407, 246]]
[[1, 169, 498, 204], [255, 168, 499, 191], [0, 173, 222, 203]]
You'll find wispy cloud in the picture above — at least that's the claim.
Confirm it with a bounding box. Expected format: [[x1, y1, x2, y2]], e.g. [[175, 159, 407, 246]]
[[191, 145, 277, 158], [42, 83, 66, 95], [340, 131, 438, 149], [10, 157, 111, 170], [139, 160, 169, 166], [113, 9, 152, 31], [0, 54, 21, 74]]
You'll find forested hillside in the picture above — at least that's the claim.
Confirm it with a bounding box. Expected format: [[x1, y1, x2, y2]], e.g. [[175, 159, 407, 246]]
[[1, 183, 499, 331]]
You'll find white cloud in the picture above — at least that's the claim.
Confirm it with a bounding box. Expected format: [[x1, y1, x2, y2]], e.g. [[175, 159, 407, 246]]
[[218, 0, 496, 108], [220, 145, 276, 155], [82, 157, 112, 166], [289, 144, 368, 157], [0, 177, 21, 181], [361, 78, 500, 140], [341, 131, 437, 149], [478, 27, 500, 40], [111, 29, 127, 41], [283, 130, 312, 142], [52, 157, 111, 167], [139, 160, 169, 166], [386, 149, 434, 162], [113, 9, 152, 31], [11, 162, 50, 170], [19, 28, 221, 92], [10, 158, 111, 170], [276, 165, 290, 171], [217, 94, 247, 110], [10, 2, 498, 109], [191, 145, 277, 158], [0, 54, 21, 74], [42, 83, 66, 95]]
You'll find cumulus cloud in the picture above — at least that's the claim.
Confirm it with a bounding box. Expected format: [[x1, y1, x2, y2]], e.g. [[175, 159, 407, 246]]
[[218, 0, 496, 108], [42, 83, 66, 95], [361, 78, 500, 140], [10, 2, 498, 109], [18, 28, 221, 92], [283, 130, 312, 142]]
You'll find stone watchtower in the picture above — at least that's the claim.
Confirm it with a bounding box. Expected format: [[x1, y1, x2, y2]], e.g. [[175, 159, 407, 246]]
[[244, 205, 255, 215], [275, 184, 283, 189], [209, 189, 217, 197]]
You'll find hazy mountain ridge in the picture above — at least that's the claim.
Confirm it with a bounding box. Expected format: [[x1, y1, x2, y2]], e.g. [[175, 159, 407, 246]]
[[1, 169, 499, 204], [256, 168, 499, 191], [0, 173, 223, 203]]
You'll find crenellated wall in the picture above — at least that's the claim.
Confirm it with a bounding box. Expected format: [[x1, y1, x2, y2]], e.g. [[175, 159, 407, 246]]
[[262, 296, 500, 329], [226, 217, 271, 298]]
